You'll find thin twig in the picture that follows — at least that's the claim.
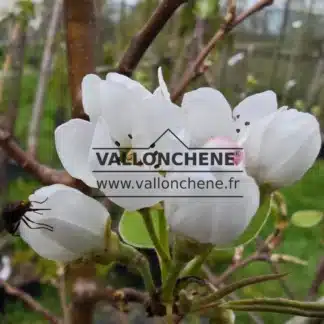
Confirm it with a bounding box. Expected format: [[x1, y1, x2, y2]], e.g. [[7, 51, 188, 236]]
[[0, 280, 61, 324], [57, 263, 70, 324], [209, 253, 270, 287], [117, 0, 188, 76], [71, 279, 148, 307], [27, 0, 63, 157], [171, 0, 274, 101], [308, 257, 324, 301], [0, 127, 79, 187], [268, 260, 295, 299]]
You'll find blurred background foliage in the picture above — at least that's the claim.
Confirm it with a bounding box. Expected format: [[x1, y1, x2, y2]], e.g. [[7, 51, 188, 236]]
[[0, 0, 324, 323]]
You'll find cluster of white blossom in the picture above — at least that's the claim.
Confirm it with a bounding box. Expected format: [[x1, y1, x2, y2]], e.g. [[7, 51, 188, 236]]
[[19, 68, 321, 262]]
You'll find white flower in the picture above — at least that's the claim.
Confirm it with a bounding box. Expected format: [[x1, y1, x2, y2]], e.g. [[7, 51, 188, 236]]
[[227, 52, 245, 66], [55, 68, 181, 211], [19, 184, 109, 262], [0, 256, 11, 281], [164, 165, 260, 246], [182, 88, 277, 147], [292, 20, 303, 29], [241, 108, 321, 188], [182, 87, 320, 188], [285, 79, 297, 91], [182, 88, 237, 148]]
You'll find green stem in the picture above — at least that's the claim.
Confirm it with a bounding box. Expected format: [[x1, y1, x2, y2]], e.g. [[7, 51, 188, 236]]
[[180, 246, 213, 277], [109, 232, 156, 295], [158, 209, 171, 283], [222, 304, 324, 318], [140, 208, 171, 266], [162, 261, 186, 303], [225, 297, 324, 311], [166, 303, 173, 324], [192, 272, 287, 310]]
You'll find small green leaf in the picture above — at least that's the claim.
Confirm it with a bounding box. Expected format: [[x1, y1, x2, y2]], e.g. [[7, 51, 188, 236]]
[[291, 210, 323, 228], [118, 210, 161, 249]]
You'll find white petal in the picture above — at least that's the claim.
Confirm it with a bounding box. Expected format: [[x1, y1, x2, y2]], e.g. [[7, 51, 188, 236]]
[[21, 186, 110, 261], [165, 170, 259, 246], [157, 67, 170, 99], [82, 74, 102, 123], [106, 72, 151, 97], [99, 81, 137, 146], [30, 184, 69, 200], [244, 109, 321, 187], [54, 119, 97, 187], [203, 137, 245, 170], [20, 226, 77, 261], [88, 116, 119, 174], [92, 164, 164, 211], [182, 88, 235, 147], [233, 91, 277, 139], [132, 91, 184, 153]]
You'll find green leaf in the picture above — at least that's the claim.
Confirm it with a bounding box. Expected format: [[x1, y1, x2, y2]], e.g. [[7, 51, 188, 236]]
[[119, 209, 161, 249], [291, 210, 323, 228]]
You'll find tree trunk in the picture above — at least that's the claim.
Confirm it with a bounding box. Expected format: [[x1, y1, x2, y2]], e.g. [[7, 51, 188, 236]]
[[64, 0, 97, 323]]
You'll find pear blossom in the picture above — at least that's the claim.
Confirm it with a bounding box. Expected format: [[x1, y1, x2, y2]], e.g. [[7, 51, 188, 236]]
[[19, 184, 110, 262], [55, 68, 183, 211], [285, 79, 297, 91], [227, 52, 245, 66], [182, 88, 321, 188], [164, 165, 260, 246], [0, 256, 11, 281], [292, 20, 303, 29], [241, 108, 321, 188]]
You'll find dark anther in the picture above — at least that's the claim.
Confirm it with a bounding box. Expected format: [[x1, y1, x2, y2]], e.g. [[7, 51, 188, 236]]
[[154, 165, 160, 169], [236, 129, 240, 133], [128, 134, 133, 139], [115, 141, 121, 147], [236, 114, 240, 119], [245, 121, 250, 126]]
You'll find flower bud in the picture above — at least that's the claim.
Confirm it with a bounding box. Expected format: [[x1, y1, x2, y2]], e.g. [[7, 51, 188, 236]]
[[242, 109, 321, 188]]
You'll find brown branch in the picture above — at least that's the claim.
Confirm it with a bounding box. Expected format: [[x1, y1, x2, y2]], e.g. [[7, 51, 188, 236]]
[[70, 279, 148, 321], [117, 0, 188, 76], [64, 0, 96, 119], [0, 127, 79, 187], [209, 253, 270, 287], [308, 257, 324, 301], [171, 0, 274, 102], [210, 228, 284, 287], [203, 266, 265, 324], [0, 280, 61, 324]]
